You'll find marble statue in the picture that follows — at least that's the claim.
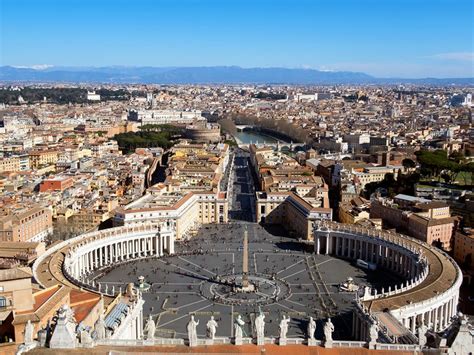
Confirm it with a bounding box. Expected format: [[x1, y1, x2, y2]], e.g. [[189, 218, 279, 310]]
[[24, 320, 34, 345], [254, 311, 265, 345], [369, 321, 378, 345], [307, 317, 316, 340], [323, 318, 334, 348], [126, 283, 137, 300], [49, 305, 78, 349], [234, 315, 245, 345], [37, 327, 47, 347], [144, 315, 156, 340], [187, 315, 199, 347], [80, 329, 93, 347], [206, 316, 218, 339], [63, 305, 77, 334], [418, 323, 428, 347], [279, 315, 290, 339], [94, 314, 107, 340]]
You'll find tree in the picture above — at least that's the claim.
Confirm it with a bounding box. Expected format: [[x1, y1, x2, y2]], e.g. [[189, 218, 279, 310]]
[[402, 158, 416, 169]]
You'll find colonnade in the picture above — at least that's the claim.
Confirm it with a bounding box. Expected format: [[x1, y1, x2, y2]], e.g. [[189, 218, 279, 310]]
[[315, 229, 422, 279], [61, 223, 175, 289], [401, 295, 459, 333], [314, 222, 462, 339]]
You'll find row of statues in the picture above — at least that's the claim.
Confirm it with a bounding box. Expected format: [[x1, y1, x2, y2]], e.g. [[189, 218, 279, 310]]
[[182, 313, 335, 346]]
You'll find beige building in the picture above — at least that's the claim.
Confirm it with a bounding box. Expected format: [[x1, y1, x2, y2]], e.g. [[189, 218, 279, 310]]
[[256, 191, 332, 240], [0, 155, 29, 173], [370, 195, 456, 250], [453, 230, 474, 271], [354, 165, 403, 189], [0, 206, 53, 242], [28, 150, 59, 169], [338, 197, 371, 224], [0, 242, 46, 267], [0, 267, 35, 342]]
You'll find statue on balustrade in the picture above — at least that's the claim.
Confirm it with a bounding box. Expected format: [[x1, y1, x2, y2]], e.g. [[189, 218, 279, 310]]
[[369, 321, 378, 344], [94, 314, 107, 340], [234, 315, 245, 344], [418, 323, 428, 347], [144, 314, 156, 340], [125, 282, 137, 301], [254, 311, 265, 344], [279, 315, 290, 340], [206, 316, 218, 340], [323, 318, 334, 348], [307, 316, 316, 340], [80, 328, 94, 347], [187, 315, 199, 347], [24, 320, 34, 345]]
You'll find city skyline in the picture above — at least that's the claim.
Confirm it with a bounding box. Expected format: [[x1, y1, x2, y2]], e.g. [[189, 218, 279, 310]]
[[1, 0, 473, 78]]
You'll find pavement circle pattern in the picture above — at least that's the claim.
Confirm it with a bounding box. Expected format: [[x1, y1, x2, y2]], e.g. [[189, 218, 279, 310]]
[[202, 274, 291, 306]]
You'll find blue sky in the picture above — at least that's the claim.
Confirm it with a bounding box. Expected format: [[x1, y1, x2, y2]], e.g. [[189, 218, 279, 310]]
[[1, 0, 473, 77]]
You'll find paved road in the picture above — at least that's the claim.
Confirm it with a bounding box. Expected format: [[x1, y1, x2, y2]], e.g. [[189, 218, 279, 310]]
[[228, 149, 256, 222]]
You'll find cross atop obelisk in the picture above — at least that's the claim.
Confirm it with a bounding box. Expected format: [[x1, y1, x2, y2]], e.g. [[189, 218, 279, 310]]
[[242, 227, 249, 288]]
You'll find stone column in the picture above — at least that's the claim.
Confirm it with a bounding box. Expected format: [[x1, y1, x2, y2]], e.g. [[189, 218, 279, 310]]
[[169, 234, 175, 254], [451, 298, 456, 321], [433, 307, 439, 331], [335, 236, 340, 256], [443, 302, 449, 328], [316, 236, 320, 254], [85, 253, 89, 273]]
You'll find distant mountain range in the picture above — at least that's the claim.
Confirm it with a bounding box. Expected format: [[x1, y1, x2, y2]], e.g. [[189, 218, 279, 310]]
[[0, 66, 472, 85]]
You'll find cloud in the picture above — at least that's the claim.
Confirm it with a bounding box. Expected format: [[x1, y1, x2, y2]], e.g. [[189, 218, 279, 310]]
[[12, 64, 54, 70], [430, 52, 474, 61]]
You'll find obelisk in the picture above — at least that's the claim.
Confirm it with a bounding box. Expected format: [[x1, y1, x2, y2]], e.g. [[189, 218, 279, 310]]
[[242, 228, 249, 288]]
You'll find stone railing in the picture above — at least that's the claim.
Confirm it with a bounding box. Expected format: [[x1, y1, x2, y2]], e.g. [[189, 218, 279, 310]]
[[361, 264, 430, 301]]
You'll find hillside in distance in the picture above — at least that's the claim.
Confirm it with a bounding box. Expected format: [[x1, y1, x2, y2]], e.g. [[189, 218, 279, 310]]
[[0, 66, 472, 85]]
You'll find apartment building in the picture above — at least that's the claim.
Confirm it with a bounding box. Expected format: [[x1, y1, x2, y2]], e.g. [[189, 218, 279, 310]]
[[28, 150, 59, 169], [370, 194, 456, 250], [0, 205, 53, 242], [39, 176, 74, 192], [0, 155, 30, 173], [353, 165, 402, 189], [338, 197, 371, 224], [453, 229, 474, 271], [256, 191, 332, 240]]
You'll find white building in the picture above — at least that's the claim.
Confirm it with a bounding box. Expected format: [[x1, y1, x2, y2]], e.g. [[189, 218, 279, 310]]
[[87, 91, 101, 101], [128, 109, 205, 125]]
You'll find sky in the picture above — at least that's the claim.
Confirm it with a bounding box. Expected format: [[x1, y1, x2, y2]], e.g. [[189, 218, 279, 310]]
[[1, 0, 473, 78]]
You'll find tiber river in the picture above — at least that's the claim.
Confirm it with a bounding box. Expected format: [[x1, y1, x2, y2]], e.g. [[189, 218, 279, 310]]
[[233, 131, 279, 144]]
